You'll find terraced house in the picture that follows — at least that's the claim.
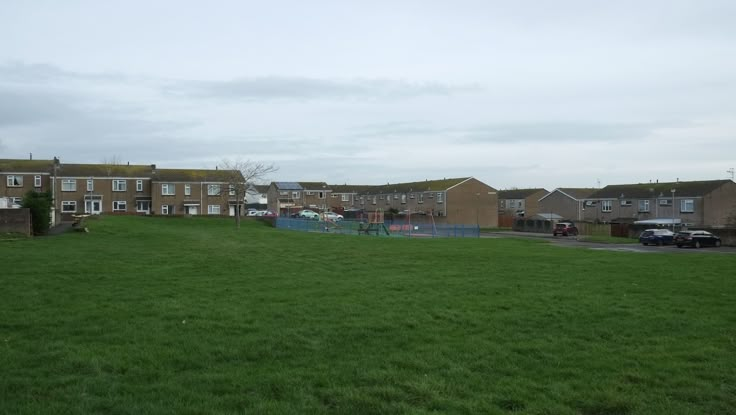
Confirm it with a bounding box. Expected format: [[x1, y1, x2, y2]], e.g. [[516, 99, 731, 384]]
[[582, 179, 736, 227], [1, 157, 245, 222], [355, 177, 498, 227]]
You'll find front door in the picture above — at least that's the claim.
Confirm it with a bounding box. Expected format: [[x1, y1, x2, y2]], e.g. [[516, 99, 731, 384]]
[[229, 205, 236, 216], [185, 206, 198, 215], [86, 200, 102, 215]]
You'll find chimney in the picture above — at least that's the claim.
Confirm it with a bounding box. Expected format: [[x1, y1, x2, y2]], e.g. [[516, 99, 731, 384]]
[[127, 161, 130, 166], [151, 164, 156, 174], [54, 157, 60, 166]]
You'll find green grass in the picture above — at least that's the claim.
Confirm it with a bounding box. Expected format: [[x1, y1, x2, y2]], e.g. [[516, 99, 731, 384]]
[[2, 216, 735, 414]]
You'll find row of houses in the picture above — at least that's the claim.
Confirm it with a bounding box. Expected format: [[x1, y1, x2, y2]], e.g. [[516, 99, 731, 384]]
[[498, 180, 736, 228], [3, 157, 735, 228]]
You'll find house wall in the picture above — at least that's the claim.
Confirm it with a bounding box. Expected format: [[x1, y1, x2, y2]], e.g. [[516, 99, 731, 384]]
[[446, 178, 498, 227], [1, 173, 53, 200], [538, 192, 582, 221], [151, 181, 233, 215], [582, 196, 707, 226], [54, 177, 152, 220], [704, 181, 736, 227]]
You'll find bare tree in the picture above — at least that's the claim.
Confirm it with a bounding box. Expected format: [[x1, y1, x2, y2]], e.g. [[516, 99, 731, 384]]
[[101, 155, 123, 176], [219, 159, 278, 228]]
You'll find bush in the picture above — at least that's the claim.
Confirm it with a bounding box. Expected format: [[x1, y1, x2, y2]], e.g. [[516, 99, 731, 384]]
[[21, 191, 53, 235]]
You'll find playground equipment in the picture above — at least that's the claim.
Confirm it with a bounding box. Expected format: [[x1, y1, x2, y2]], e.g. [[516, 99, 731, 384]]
[[358, 209, 390, 235]]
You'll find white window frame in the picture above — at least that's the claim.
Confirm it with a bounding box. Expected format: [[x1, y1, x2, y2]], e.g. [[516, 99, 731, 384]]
[[34, 175, 42, 187], [386, 195, 391, 205], [372, 196, 377, 205], [61, 201, 77, 212], [601, 200, 612, 212], [229, 185, 235, 196], [620, 200, 632, 206], [136, 180, 143, 192], [184, 183, 191, 196], [418, 193, 424, 203], [61, 179, 76, 192], [292, 191, 300, 199], [113, 201, 127, 212], [437, 192, 444, 203], [112, 179, 127, 192], [208, 204, 221, 215], [87, 179, 94, 192], [638, 200, 650, 212], [136, 200, 150, 213], [341, 194, 349, 202], [319, 191, 325, 199], [401, 194, 407, 204], [6, 175, 23, 187], [659, 199, 672, 206], [208, 184, 221, 196], [680, 199, 694, 213], [161, 184, 175, 196], [161, 204, 170, 215]]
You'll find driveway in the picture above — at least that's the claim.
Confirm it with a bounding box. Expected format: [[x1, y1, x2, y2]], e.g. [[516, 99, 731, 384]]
[[482, 231, 736, 254]]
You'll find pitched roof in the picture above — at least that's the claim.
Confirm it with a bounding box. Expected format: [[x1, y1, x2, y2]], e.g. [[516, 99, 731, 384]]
[[298, 181, 329, 190], [57, 163, 153, 178], [153, 168, 243, 182], [272, 182, 303, 190], [588, 180, 732, 199], [498, 188, 548, 199], [540, 188, 598, 201], [0, 159, 55, 173], [328, 184, 374, 193], [362, 178, 472, 194]]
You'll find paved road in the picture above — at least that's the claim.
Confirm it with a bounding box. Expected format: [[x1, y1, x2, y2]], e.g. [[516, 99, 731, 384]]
[[482, 231, 736, 254]]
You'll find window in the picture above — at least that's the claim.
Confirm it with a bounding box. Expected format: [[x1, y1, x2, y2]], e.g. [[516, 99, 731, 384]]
[[113, 201, 127, 211], [601, 200, 613, 212], [34, 175, 42, 187], [341, 194, 349, 202], [229, 185, 235, 196], [372, 196, 377, 205], [437, 192, 444, 203], [500, 200, 506, 208], [10, 197, 22, 206], [208, 205, 221, 215], [401, 194, 407, 204], [6, 175, 23, 187], [280, 191, 288, 196], [394, 194, 399, 200], [112, 180, 126, 192], [61, 201, 77, 212], [319, 191, 325, 199], [161, 183, 175, 196], [161, 204, 172, 215], [620, 200, 632, 206], [208, 184, 221, 196], [87, 179, 94, 192], [61, 179, 76, 192], [184, 184, 191, 196], [136, 180, 143, 192], [292, 191, 300, 199], [136, 200, 150, 212], [510, 200, 516, 208], [360, 196, 365, 205], [680, 199, 694, 213], [386, 195, 391, 205], [659, 199, 672, 206], [638, 200, 650, 212], [418, 193, 424, 203]]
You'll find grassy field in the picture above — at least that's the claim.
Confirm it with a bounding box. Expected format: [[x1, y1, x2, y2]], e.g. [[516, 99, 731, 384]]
[[2, 216, 735, 414]]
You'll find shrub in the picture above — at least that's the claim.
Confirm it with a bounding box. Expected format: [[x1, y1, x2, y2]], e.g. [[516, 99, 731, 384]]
[[21, 191, 53, 235]]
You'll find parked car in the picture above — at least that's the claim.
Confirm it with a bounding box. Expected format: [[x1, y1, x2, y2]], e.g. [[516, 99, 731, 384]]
[[639, 229, 675, 246], [322, 212, 344, 221], [553, 222, 578, 236], [246, 209, 259, 217], [297, 209, 320, 220], [261, 210, 277, 218], [674, 230, 722, 248]]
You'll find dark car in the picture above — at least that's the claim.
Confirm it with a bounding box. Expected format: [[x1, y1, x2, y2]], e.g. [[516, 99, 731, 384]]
[[674, 230, 722, 248], [553, 222, 578, 236], [639, 229, 675, 246]]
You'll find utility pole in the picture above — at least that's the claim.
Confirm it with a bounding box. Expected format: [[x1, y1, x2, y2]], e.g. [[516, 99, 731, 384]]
[[728, 168, 734, 181]]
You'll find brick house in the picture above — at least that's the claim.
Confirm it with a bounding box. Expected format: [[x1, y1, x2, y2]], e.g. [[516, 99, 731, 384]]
[[498, 188, 548, 217], [582, 180, 736, 227], [355, 177, 498, 227], [328, 184, 373, 211], [537, 188, 598, 222], [267, 182, 332, 215], [151, 167, 245, 216]]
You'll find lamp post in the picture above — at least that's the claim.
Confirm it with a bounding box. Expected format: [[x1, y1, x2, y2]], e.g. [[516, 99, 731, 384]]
[[671, 188, 676, 232], [475, 192, 480, 228]]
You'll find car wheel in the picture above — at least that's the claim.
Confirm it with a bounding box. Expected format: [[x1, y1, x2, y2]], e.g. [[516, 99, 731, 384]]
[[642, 242, 648, 246], [715, 240, 722, 247], [695, 241, 701, 249], [657, 240, 663, 246]]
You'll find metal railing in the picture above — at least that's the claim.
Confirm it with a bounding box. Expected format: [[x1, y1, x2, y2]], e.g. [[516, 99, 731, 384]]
[[275, 218, 479, 238]]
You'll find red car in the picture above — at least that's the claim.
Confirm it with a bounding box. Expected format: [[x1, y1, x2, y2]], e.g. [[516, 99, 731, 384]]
[[553, 222, 578, 236]]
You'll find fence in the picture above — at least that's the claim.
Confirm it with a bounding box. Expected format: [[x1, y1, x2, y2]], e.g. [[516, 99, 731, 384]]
[[0, 208, 32, 236], [275, 218, 480, 238]]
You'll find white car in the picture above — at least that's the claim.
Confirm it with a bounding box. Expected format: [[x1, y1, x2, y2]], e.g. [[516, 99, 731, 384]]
[[323, 212, 343, 221]]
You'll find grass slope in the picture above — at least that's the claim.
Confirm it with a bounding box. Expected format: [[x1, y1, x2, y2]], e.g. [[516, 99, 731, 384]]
[[2, 216, 735, 414]]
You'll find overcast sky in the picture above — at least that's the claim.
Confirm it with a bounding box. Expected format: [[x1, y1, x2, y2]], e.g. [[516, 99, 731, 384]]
[[1, 1, 734, 189]]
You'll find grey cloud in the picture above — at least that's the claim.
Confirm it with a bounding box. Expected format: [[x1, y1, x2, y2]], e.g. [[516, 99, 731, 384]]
[[164, 77, 482, 101], [0, 89, 78, 126]]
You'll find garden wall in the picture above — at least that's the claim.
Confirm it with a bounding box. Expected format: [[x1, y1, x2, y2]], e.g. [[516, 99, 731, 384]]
[[0, 208, 32, 237]]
